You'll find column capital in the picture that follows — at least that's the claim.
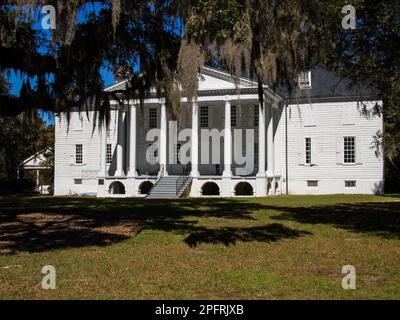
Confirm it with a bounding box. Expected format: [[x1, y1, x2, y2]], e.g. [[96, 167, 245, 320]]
[[224, 95, 231, 102], [159, 98, 166, 105]]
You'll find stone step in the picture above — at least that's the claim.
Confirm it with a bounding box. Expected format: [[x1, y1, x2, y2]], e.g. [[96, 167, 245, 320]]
[[147, 176, 192, 199]]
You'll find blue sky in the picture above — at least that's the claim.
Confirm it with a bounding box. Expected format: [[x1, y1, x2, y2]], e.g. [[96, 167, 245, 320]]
[[4, 3, 115, 126]]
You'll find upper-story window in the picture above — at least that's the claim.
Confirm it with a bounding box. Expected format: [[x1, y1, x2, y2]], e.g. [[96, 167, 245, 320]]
[[75, 144, 83, 164], [231, 105, 237, 127], [299, 71, 312, 89], [200, 106, 209, 128], [106, 144, 112, 165], [344, 136, 356, 164], [254, 105, 259, 127], [149, 108, 157, 129], [305, 138, 312, 165]]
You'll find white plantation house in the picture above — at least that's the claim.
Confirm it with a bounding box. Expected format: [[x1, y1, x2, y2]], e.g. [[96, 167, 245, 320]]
[[54, 66, 384, 198]]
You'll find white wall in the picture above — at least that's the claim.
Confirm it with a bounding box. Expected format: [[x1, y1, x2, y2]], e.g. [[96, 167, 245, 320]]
[[282, 100, 384, 195], [54, 99, 384, 196]]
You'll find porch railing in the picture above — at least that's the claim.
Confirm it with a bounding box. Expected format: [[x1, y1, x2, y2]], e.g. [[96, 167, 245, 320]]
[[176, 175, 189, 196]]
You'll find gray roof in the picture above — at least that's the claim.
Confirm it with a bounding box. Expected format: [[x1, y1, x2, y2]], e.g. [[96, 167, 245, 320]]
[[104, 66, 378, 103], [276, 67, 378, 101]]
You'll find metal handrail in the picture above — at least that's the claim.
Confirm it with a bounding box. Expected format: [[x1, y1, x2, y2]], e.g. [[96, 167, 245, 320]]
[[176, 175, 188, 196]]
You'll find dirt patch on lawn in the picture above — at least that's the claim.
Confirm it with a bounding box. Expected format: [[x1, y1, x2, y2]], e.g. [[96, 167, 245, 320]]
[[0, 211, 140, 255]]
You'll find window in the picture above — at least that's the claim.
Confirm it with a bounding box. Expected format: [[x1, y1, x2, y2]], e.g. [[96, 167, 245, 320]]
[[149, 108, 157, 129], [200, 106, 208, 128], [307, 180, 318, 187], [98, 179, 105, 186], [345, 180, 356, 188], [74, 179, 82, 185], [106, 144, 112, 165], [299, 71, 312, 88], [305, 138, 312, 165], [344, 136, 356, 164], [174, 143, 181, 164], [75, 144, 83, 164], [231, 105, 237, 127], [254, 105, 259, 127]]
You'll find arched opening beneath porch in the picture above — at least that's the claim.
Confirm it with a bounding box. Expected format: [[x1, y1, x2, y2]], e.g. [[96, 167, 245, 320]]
[[109, 181, 126, 195], [139, 181, 154, 195], [234, 182, 254, 196], [201, 182, 220, 196]]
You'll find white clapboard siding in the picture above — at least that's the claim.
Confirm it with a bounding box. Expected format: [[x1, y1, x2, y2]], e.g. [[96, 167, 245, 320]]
[[282, 101, 383, 194]]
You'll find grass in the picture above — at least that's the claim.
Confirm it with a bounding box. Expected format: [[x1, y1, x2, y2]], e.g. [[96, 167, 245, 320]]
[[0, 194, 399, 299]]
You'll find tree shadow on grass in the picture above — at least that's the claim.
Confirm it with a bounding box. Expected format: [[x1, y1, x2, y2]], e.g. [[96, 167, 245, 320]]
[[269, 202, 400, 239], [184, 223, 311, 247], [0, 197, 310, 254]]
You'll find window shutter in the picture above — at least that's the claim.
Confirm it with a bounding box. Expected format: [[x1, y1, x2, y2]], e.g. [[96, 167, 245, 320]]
[[209, 107, 214, 128], [336, 136, 343, 165], [83, 144, 87, 165], [311, 137, 318, 165], [356, 136, 363, 165], [298, 137, 305, 165]]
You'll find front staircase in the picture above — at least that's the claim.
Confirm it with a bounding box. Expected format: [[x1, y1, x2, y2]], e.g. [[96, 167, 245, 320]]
[[146, 176, 192, 199]]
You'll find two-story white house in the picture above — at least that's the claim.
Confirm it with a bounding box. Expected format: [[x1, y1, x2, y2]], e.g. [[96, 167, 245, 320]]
[[54, 66, 384, 198]]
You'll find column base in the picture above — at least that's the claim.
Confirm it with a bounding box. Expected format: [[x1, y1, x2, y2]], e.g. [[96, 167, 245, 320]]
[[127, 170, 138, 178], [190, 171, 200, 178], [222, 170, 232, 178], [256, 172, 266, 178], [114, 171, 125, 177], [266, 170, 275, 178]]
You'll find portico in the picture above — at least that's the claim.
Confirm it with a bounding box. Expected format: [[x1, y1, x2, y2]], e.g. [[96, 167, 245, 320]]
[[96, 78, 283, 198]]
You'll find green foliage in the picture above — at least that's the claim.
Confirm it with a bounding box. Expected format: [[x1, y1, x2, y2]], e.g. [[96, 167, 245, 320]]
[[1, 1, 399, 188], [0, 178, 35, 195], [0, 112, 54, 180], [328, 0, 400, 190]]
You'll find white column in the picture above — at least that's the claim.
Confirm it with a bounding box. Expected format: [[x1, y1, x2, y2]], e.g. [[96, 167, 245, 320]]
[[115, 108, 125, 177], [159, 100, 168, 176], [267, 102, 275, 175], [191, 100, 199, 177], [257, 100, 266, 176], [36, 169, 40, 187], [127, 104, 137, 177], [267, 101, 275, 194], [99, 120, 107, 177], [255, 97, 267, 197], [223, 97, 232, 177]]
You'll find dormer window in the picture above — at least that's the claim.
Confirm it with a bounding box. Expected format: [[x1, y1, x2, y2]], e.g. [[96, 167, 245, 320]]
[[299, 71, 312, 89]]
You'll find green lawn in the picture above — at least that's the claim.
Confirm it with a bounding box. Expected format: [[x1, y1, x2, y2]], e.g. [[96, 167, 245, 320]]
[[0, 194, 399, 299]]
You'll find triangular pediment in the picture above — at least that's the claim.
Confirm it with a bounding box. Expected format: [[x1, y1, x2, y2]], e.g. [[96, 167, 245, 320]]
[[104, 66, 258, 93], [198, 67, 257, 91]]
